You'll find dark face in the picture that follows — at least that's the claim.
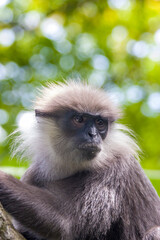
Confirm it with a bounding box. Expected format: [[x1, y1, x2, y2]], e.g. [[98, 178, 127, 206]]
[[57, 110, 108, 160], [35, 109, 109, 160]]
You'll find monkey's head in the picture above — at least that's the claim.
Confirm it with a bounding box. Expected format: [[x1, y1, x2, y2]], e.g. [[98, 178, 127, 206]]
[[34, 82, 121, 163], [14, 81, 139, 179]]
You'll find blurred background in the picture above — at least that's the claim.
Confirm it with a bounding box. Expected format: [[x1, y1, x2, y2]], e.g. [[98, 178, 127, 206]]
[[0, 0, 160, 195]]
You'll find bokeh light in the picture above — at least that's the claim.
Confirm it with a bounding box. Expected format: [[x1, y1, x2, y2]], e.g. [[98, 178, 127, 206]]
[[91, 55, 110, 71], [0, 126, 7, 144], [0, 0, 10, 8], [148, 93, 160, 113], [0, 109, 9, 125], [40, 18, 66, 41], [18, 11, 41, 30], [0, 29, 15, 47], [126, 86, 145, 103], [108, 0, 131, 10], [76, 33, 96, 60], [0, 7, 13, 23], [17, 111, 35, 133]]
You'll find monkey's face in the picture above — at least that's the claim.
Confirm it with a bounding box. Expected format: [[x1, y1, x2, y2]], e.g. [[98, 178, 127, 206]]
[[35, 108, 109, 161], [53, 109, 108, 161], [34, 83, 120, 162]]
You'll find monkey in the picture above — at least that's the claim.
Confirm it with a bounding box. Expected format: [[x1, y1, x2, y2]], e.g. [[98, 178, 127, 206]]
[[0, 82, 160, 240]]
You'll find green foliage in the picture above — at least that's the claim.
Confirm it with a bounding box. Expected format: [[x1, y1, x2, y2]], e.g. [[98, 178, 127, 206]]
[[0, 0, 160, 194]]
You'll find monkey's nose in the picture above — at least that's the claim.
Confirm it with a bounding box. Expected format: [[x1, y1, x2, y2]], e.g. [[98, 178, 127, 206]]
[[88, 126, 98, 139], [88, 131, 97, 138]]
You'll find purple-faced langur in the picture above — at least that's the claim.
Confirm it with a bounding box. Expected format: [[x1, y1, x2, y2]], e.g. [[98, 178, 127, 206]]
[[0, 82, 160, 240]]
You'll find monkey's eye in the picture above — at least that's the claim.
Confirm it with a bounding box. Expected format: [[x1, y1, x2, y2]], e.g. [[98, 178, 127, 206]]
[[95, 118, 106, 131], [72, 115, 85, 127]]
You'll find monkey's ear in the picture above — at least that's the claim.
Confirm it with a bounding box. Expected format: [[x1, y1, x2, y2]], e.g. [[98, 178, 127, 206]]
[[35, 109, 41, 123], [35, 109, 55, 119], [35, 109, 41, 117], [35, 109, 52, 123], [35, 109, 50, 118]]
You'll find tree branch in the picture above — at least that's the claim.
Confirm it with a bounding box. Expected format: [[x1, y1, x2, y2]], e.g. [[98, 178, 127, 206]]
[[0, 203, 26, 240]]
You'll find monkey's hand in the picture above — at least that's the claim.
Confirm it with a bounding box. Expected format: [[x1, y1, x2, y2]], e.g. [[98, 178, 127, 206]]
[[0, 170, 67, 239], [0, 170, 13, 200], [0, 170, 22, 202]]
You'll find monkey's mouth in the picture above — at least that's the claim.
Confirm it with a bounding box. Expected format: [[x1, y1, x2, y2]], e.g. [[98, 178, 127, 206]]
[[78, 143, 101, 159]]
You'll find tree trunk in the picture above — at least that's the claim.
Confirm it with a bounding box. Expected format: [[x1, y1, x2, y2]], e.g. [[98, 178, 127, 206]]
[[0, 203, 26, 240]]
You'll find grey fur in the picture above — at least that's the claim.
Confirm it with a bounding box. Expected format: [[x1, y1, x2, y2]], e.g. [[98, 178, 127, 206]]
[[0, 82, 160, 240], [143, 227, 160, 240]]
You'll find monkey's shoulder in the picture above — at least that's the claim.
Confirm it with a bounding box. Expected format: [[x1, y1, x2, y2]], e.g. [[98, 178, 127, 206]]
[[22, 159, 160, 207]]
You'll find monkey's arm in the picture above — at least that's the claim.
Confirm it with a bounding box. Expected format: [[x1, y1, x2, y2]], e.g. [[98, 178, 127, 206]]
[[123, 160, 160, 239], [0, 170, 68, 239]]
